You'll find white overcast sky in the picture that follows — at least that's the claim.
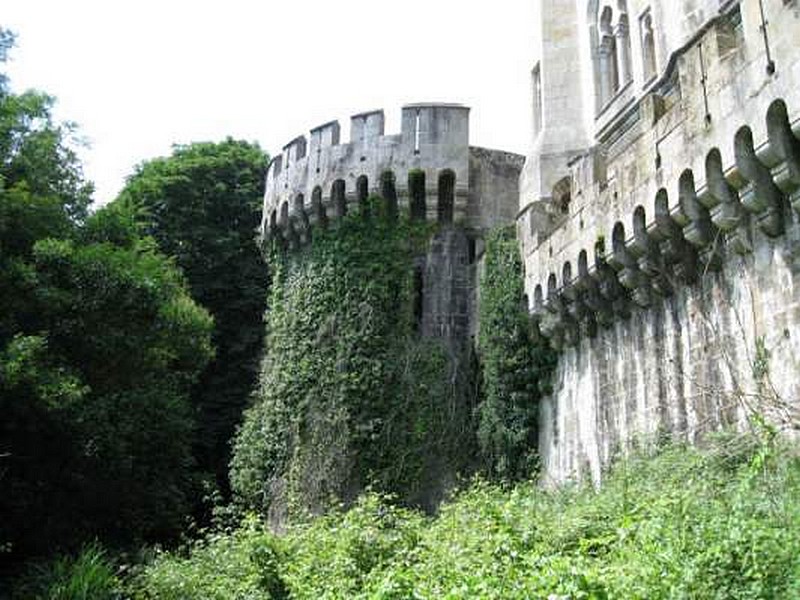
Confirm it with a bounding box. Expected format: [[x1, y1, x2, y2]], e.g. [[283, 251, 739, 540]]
[[3, 1, 535, 205]]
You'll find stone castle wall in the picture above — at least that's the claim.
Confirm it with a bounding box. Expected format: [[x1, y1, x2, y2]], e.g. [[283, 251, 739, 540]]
[[538, 213, 800, 485], [259, 102, 524, 356], [256, 0, 800, 488], [521, 0, 800, 484]]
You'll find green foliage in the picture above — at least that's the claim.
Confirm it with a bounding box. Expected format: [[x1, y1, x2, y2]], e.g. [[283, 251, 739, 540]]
[[477, 227, 556, 480], [230, 199, 465, 517], [128, 518, 285, 600], [116, 139, 270, 494], [132, 435, 800, 599], [0, 39, 215, 557], [280, 494, 424, 598], [1, 228, 214, 556], [12, 543, 123, 600]]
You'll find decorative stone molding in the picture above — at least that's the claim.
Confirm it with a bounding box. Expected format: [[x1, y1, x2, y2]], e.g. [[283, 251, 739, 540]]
[[530, 98, 800, 350]]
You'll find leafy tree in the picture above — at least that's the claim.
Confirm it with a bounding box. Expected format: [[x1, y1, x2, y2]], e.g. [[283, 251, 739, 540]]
[[0, 32, 214, 558], [116, 140, 270, 495], [0, 210, 214, 557]]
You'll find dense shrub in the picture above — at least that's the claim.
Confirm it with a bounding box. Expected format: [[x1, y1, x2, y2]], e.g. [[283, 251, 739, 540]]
[[127, 518, 284, 600]]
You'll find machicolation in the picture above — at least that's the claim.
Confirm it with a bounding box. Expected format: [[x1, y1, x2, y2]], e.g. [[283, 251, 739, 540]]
[[528, 98, 800, 349]]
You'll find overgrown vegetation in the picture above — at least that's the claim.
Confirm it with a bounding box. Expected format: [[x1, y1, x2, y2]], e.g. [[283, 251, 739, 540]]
[[230, 199, 473, 517], [131, 433, 800, 599], [6, 20, 800, 600], [476, 227, 556, 479]]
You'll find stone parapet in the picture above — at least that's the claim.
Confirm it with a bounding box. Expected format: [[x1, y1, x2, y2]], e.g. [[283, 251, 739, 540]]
[[259, 103, 519, 249]]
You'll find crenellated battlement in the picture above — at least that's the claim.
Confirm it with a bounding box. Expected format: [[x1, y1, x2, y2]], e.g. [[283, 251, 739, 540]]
[[260, 103, 522, 249]]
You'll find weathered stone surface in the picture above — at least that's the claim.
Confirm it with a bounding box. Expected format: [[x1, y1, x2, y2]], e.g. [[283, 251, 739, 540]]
[[522, 0, 800, 485], [539, 220, 800, 485]]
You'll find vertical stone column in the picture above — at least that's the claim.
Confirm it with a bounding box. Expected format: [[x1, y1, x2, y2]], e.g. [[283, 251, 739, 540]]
[[615, 21, 631, 85], [598, 38, 614, 106]]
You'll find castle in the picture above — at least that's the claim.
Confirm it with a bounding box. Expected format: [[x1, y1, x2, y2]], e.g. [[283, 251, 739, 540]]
[[261, 0, 800, 485]]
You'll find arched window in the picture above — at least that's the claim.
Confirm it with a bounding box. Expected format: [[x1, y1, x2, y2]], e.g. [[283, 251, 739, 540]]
[[409, 169, 426, 221], [547, 273, 558, 300], [532, 63, 543, 136], [612, 221, 626, 255], [592, 1, 632, 108], [641, 11, 657, 82], [562, 262, 573, 286], [356, 175, 368, 202], [380, 170, 398, 218], [311, 186, 326, 228], [331, 179, 347, 218], [616, 9, 632, 85], [280, 201, 290, 226], [633, 205, 646, 234], [437, 170, 455, 224], [600, 6, 619, 103], [578, 250, 589, 279], [357, 175, 369, 216]]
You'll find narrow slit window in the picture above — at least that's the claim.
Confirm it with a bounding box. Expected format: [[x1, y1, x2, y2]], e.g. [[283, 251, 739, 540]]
[[414, 109, 421, 155], [532, 63, 543, 136]]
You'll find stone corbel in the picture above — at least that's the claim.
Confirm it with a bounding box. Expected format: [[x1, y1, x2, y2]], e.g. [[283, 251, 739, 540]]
[[766, 100, 800, 215], [734, 127, 785, 238]]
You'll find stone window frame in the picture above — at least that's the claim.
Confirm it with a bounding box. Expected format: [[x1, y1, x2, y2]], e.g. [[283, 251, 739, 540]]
[[588, 0, 634, 113], [639, 7, 658, 87]]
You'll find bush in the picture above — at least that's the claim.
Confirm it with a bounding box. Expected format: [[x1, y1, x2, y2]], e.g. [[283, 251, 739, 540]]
[[136, 435, 800, 599], [128, 517, 284, 600]]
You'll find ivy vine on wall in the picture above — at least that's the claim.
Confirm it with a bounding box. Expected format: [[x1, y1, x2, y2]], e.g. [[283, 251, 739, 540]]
[[476, 227, 557, 480], [230, 197, 472, 519]]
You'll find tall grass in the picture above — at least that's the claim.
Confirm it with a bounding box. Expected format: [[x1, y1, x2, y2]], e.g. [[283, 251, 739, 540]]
[[12, 542, 122, 600]]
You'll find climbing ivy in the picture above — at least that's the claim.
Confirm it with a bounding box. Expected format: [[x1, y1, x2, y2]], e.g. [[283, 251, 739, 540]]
[[476, 227, 557, 480], [230, 197, 471, 518]]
